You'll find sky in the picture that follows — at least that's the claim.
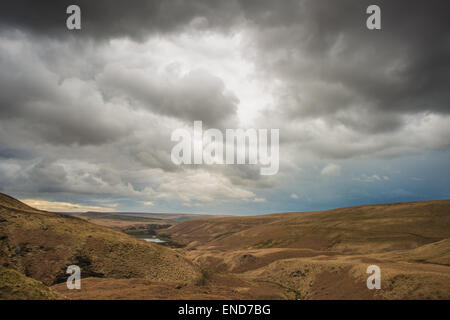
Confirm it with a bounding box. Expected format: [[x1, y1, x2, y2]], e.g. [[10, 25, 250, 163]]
[[0, 0, 449, 215]]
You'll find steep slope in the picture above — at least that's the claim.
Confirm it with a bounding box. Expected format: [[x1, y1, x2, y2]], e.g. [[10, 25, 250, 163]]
[[0, 266, 63, 299], [0, 193, 201, 286]]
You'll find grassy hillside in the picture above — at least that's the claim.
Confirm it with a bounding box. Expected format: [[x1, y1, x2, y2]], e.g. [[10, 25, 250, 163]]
[[0, 193, 201, 288], [163, 200, 450, 299], [0, 266, 63, 300], [1, 193, 449, 299], [165, 200, 450, 253]]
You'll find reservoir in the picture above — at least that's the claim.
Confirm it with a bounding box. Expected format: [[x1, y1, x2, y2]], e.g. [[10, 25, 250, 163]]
[[141, 238, 165, 243]]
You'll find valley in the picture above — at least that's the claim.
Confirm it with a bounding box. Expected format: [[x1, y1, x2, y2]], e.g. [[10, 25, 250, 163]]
[[1, 193, 449, 299]]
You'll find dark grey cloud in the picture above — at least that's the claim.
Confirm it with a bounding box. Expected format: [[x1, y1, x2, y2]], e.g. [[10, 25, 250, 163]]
[[3, 1, 449, 121], [244, 0, 450, 133], [98, 67, 239, 128], [0, 39, 132, 145], [27, 159, 69, 193], [1, 0, 449, 211], [0, 147, 33, 160], [0, 0, 242, 40]]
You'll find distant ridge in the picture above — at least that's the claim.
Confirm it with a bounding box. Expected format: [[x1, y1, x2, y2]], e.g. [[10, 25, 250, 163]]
[[165, 199, 450, 254]]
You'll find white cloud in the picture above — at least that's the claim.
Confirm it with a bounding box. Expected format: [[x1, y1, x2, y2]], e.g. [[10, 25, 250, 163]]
[[353, 174, 389, 183], [21, 199, 116, 212], [321, 164, 341, 177], [156, 169, 256, 203]]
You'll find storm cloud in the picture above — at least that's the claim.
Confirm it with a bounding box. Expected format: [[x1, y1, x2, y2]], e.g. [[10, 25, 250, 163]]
[[0, 0, 449, 213]]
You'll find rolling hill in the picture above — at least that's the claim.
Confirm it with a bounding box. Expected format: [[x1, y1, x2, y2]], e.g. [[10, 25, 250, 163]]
[[1, 193, 449, 299], [164, 200, 450, 253], [160, 200, 450, 299]]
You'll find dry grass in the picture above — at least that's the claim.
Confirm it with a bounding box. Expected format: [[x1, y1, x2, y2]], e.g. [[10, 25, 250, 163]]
[[2, 193, 449, 300], [164, 200, 450, 300], [0, 266, 63, 300], [166, 201, 450, 253], [0, 193, 201, 289]]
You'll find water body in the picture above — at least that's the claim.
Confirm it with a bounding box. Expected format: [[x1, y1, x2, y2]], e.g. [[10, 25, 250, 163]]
[[142, 238, 165, 243]]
